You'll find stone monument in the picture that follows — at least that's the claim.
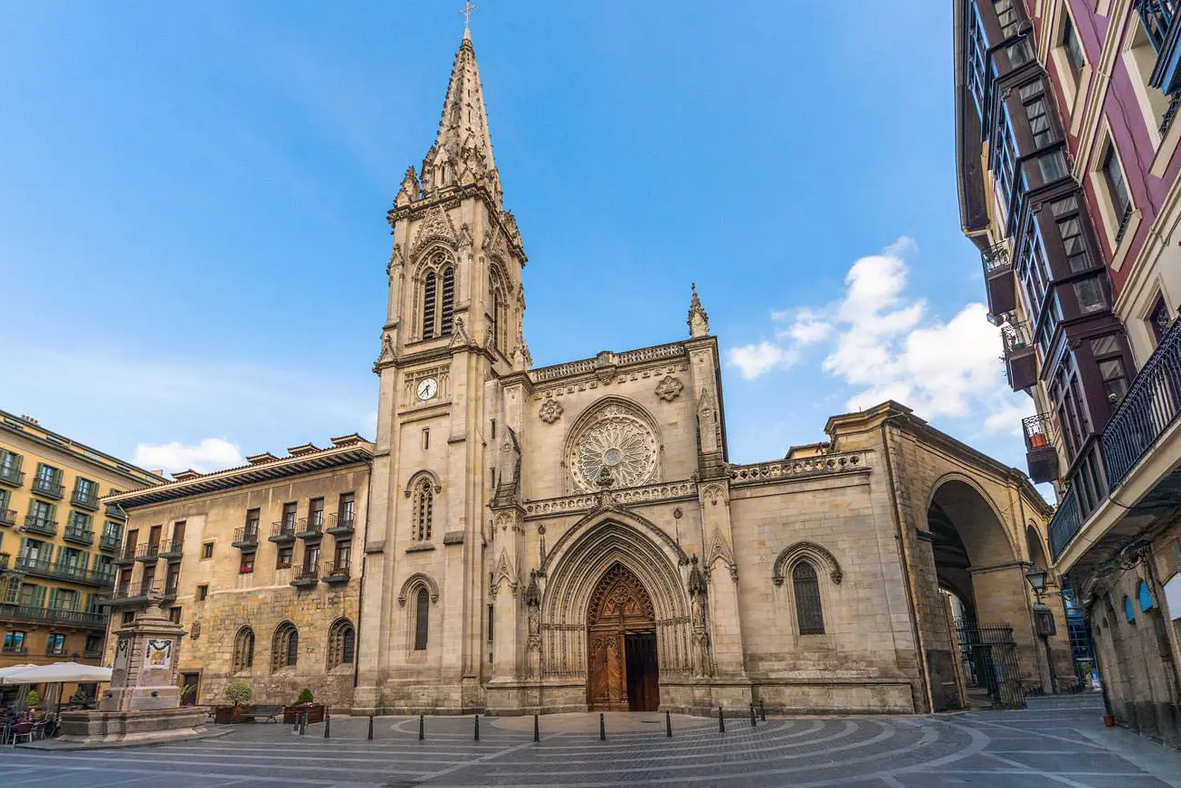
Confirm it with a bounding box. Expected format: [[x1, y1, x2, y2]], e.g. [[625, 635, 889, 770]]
[[58, 592, 209, 746]]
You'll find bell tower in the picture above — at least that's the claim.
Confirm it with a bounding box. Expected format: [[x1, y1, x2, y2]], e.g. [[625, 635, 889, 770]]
[[356, 28, 529, 714]]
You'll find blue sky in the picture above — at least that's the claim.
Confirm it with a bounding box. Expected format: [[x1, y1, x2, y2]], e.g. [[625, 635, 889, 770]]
[[0, 1, 1037, 487]]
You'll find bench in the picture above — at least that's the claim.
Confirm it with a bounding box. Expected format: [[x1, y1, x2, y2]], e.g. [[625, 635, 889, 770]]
[[239, 704, 283, 723]]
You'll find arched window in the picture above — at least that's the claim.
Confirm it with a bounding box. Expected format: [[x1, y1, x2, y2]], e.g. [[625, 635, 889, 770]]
[[232, 626, 254, 673], [422, 271, 438, 339], [272, 622, 299, 672], [792, 562, 825, 635], [327, 618, 355, 670], [412, 477, 433, 542], [440, 266, 455, 336], [414, 587, 430, 650], [493, 291, 503, 353]]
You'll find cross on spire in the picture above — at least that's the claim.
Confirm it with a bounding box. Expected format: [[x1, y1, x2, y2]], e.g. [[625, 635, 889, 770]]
[[460, 1, 476, 32]]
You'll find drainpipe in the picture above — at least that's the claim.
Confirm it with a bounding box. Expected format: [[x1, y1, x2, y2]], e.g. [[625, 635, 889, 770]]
[[880, 416, 936, 714]]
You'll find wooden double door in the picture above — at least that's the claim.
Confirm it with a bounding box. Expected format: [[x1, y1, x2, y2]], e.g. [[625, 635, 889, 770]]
[[586, 565, 660, 712]]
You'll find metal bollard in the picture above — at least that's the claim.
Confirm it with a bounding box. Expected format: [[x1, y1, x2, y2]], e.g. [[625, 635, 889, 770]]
[[665, 710, 672, 738], [760, 699, 766, 722], [419, 714, 425, 741], [367, 714, 374, 740], [299, 708, 307, 736], [323, 712, 331, 738], [750, 703, 757, 727], [718, 706, 725, 733], [533, 713, 540, 742], [599, 712, 605, 741], [474, 713, 480, 742]]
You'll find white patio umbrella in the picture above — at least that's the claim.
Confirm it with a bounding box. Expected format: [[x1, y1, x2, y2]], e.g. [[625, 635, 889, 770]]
[[0, 662, 112, 685]]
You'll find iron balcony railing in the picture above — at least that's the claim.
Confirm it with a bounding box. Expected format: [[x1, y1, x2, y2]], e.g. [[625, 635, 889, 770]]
[[0, 509, 15, 526], [113, 545, 137, 565], [981, 243, 1011, 276], [63, 523, 95, 546], [104, 503, 127, 521], [0, 602, 108, 629], [323, 559, 351, 582], [232, 526, 260, 548], [14, 555, 116, 587], [1115, 202, 1135, 244], [269, 520, 297, 542], [1049, 322, 1181, 560], [295, 516, 324, 539], [71, 488, 99, 511], [326, 513, 354, 535], [0, 465, 24, 487], [1161, 91, 1181, 135], [1000, 320, 1033, 358], [1102, 321, 1181, 486], [136, 542, 161, 561], [291, 565, 319, 587], [1022, 413, 1056, 452], [31, 476, 64, 499], [99, 532, 121, 552], [157, 539, 182, 559], [21, 514, 58, 536]]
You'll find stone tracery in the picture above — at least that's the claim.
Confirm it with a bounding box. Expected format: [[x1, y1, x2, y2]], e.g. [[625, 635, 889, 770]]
[[566, 401, 660, 492]]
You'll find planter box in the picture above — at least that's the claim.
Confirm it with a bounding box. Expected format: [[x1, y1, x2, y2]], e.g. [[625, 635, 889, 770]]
[[283, 704, 324, 724], [214, 706, 245, 724]]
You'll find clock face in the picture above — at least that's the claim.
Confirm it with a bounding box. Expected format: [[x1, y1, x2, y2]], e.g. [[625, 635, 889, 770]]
[[416, 378, 438, 401]]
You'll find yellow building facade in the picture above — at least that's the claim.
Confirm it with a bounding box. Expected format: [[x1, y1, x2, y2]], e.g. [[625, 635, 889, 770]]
[[0, 409, 161, 706]]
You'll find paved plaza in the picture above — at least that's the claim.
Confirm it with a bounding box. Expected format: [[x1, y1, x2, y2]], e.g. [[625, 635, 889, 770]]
[[5, 697, 1181, 787]]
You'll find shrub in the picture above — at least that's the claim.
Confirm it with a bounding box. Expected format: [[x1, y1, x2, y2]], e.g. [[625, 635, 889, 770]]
[[25, 689, 41, 708], [296, 688, 314, 704], [69, 687, 90, 706], [224, 680, 252, 707]]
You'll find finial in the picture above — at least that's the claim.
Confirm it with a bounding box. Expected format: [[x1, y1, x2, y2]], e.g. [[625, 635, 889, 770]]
[[460, 1, 476, 37], [688, 283, 710, 338]]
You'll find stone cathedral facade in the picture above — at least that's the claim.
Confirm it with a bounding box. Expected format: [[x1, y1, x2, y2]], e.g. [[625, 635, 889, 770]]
[[105, 32, 1073, 716]]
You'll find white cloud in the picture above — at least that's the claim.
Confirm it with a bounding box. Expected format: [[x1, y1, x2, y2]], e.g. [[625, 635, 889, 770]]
[[727, 341, 800, 380], [727, 236, 1033, 436], [134, 438, 245, 475]]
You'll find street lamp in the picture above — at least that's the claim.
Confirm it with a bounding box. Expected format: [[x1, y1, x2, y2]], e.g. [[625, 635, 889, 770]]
[[1024, 564, 1049, 602]]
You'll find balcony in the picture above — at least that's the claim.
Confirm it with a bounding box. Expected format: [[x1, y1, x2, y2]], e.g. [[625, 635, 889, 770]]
[[99, 532, 122, 553], [113, 546, 137, 566], [1022, 413, 1059, 484], [982, 244, 1016, 318], [1, 645, 27, 655], [63, 523, 95, 546], [1142, 0, 1181, 94], [0, 466, 24, 488], [294, 516, 324, 541], [291, 565, 319, 589], [1050, 321, 1181, 566], [20, 514, 58, 537], [14, 555, 117, 587], [31, 477, 64, 500], [1001, 320, 1037, 392], [269, 520, 297, 544], [102, 584, 151, 608], [158, 539, 182, 560], [71, 488, 100, 511], [323, 560, 350, 585], [232, 526, 260, 549], [326, 513, 354, 537], [105, 503, 127, 521], [136, 542, 161, 563], [0, 509, 14, 526], [83, 648, 103, 660], [0, 602, 108, 629]]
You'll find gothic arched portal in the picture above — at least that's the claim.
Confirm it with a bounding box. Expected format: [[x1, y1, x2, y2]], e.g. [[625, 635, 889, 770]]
[[586, 563, 660, 712]]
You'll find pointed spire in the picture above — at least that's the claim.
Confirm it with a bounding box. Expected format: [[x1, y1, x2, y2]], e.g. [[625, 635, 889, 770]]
[[688, 283, 710, 338], [421, 30, 498, 199]]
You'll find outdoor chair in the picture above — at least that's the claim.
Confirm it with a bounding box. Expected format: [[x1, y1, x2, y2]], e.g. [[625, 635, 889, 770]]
[[11, 721, 33, 746]]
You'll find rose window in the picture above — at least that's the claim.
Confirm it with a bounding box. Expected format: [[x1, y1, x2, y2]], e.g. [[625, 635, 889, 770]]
[[569, 408, 658, 491]]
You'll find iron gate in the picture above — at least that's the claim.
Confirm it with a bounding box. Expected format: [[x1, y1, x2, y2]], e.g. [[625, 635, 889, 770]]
[[954, 622, 1026, 709]]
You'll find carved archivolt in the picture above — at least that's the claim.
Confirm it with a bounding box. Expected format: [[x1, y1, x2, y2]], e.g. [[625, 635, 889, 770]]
[[403, 470, 442, 497], [565, 398, 661, 492], [410, 205, 458, 258], [772, 542, 842, 587], [397, 573, 440, 606]]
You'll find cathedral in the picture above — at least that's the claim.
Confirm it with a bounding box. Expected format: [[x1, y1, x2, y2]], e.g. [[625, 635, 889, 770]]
[[105, 30, 1074, 716]]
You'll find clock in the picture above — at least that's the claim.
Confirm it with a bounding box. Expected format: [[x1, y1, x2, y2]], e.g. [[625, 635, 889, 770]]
[[416, 378, 438, 401]]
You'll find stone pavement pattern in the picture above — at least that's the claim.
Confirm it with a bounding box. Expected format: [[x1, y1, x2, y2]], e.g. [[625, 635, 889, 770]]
[[5, 697, 1181, 787]]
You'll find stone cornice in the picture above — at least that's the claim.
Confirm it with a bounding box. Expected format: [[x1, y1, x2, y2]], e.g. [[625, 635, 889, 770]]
[[522, 479, 697, 520], [728, 451, 870, 488], [530, 342, 687, 387]]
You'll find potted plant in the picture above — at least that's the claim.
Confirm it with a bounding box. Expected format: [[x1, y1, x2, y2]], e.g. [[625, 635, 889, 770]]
[[69, 687, 91, 709], [215, 680, 252, 724], [283, 687, 324, 724], [25, 689, 42, 719]]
